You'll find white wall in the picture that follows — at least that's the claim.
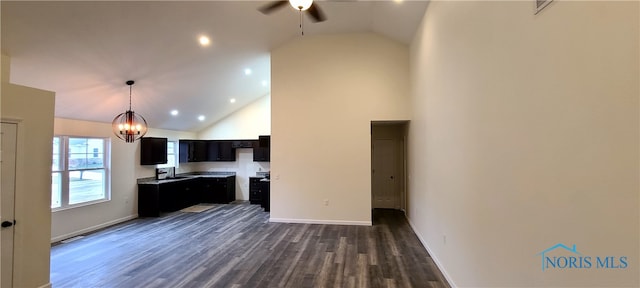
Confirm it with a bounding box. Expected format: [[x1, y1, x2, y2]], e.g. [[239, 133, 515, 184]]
[[409, 1, 639, 287], [198, 94, 271, 140], [2, 81, 55, 288], [1, 54, 10, 83], [51, 118, 196, 242], [271, 33, 410, 224]]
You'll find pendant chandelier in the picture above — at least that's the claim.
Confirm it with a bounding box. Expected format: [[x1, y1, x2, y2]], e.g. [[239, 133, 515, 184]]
[[112, 80, 148, 143]]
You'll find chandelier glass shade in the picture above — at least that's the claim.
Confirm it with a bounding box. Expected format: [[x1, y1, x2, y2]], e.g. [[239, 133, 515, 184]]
[[112, 80, 148, 143]]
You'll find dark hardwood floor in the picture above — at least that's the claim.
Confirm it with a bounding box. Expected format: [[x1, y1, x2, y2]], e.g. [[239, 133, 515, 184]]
[[51, 203, 449, 288]]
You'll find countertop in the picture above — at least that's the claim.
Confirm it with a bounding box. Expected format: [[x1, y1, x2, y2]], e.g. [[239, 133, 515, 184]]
[[137, 172, 236, 185], [250, 174, 270, 182]]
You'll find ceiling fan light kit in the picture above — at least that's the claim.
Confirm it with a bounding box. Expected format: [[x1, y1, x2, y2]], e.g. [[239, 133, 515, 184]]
[[259, 0, 327, 30], [289, 0, 313, 11]]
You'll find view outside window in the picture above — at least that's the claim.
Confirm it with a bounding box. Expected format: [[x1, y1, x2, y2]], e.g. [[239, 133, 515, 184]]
[[68, 138, 106, 204], [157, 140, 177, 169], [52, 136, 110, 209], [167, 141, 176, 168]]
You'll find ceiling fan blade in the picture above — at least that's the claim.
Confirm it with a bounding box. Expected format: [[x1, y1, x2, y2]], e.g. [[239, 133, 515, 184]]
[[258, 1, 289, 15], [307, 2, 327, 23]]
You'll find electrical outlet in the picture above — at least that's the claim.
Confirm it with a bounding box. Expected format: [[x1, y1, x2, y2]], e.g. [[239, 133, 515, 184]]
[[443, 235, 447, 245], [323, 199, 329, 206]]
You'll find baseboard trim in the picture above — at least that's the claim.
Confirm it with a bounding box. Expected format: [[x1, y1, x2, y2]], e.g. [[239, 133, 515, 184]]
[[50, 214, 138, 243], [269, 217, 371, 226], [405, 216, 457, 288], [38, 282, 52, 288]]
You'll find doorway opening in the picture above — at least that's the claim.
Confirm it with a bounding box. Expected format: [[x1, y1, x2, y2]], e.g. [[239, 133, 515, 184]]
[[371, 121, 408, 224]]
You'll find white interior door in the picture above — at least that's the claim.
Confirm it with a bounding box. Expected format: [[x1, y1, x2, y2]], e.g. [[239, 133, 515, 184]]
[[0, 122, 17, 288], [372, 139, 398, 209]]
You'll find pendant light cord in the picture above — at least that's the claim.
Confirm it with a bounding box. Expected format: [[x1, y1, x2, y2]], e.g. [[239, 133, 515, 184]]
[[129, 84, 133, 111]]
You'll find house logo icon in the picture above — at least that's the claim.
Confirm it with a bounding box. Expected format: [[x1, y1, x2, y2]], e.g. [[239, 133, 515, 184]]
[[537, 243, 629, 271], [537, 243, 581, 271]]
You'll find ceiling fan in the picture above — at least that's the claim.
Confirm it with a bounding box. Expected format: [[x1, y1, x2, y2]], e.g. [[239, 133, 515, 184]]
[[259, 0, 327, 23]]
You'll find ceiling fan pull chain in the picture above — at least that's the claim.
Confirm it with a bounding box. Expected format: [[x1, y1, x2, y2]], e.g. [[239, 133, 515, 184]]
[[299, 9, 304, 36]]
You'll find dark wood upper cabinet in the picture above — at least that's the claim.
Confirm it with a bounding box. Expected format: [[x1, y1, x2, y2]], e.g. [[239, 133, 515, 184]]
[[179, 140, 207, 163], [253, 136, 270, 162], [231, 140, 254, 148], [179, 138, 267, 163], [206, 140, 236, 161], [253, 147, 270, 162], [192, 141, 207, 161], [140, 137, 168, 165], [205, 141, 219, 162], [179, 141, 189, 163], [259, 135, 270, 148], [218, 141, 235, 161]]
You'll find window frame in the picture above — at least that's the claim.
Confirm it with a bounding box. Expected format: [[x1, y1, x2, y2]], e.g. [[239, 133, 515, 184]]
[[52, 137, 63, 209], [157, 140, 178, 169], [52, 135, 111, 211]]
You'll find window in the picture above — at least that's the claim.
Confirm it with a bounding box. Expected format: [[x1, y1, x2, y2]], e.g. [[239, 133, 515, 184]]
[[157, 140, 177, 168], [52, 136, 110, 210], [52, 137, 62, 208]]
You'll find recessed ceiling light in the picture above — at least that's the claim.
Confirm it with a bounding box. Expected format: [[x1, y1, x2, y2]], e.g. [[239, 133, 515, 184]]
[[261, 80, 268, 87], [170, 110, 179, 116], [199, 36, 210, 46], [230, 98, 236, 103], [244, 68, 252, 75], [198, 115, 205, 121], [394, 0, 404, 3]]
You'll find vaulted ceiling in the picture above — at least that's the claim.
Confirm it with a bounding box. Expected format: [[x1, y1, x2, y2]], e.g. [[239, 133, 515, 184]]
[[1, 1, 428, 131]]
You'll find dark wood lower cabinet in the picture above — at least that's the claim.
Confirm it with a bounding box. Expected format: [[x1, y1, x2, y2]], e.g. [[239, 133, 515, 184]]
[[159, 180, 200, 212], [249, 177, 263, 204], [200, 176, 236, 204], [138, 184, 161, 217], [139, 179, 200, 217], [249, 177, 269, 211], [138, 176, 236, 217], [260, 180, 270, 212]]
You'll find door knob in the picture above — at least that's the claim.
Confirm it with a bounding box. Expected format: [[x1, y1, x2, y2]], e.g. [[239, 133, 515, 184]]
[[1, 220, 15, 228]]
